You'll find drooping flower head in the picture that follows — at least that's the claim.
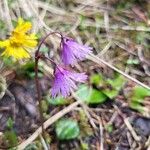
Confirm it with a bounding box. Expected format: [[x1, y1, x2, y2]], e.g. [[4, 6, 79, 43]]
[[61, 37, 92, 66], [51, 65, 87, 98], [0, 18, 37, 60]]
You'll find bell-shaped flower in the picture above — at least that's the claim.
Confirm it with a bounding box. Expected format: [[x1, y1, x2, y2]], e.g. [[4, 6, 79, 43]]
[[51, 66, 87, 98], [61, 37, 92, 66]]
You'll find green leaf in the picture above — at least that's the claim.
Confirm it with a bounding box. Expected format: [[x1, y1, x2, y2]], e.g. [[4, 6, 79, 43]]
[[107, 74, 125, 90], [55, 119, 80, 140], [4, 130, 18, 147], [47, 96, 69, 106], [17, 61, 43, 79], [131, 86, 150, 104], [102, 74, 126, 98], [129, 86, 150, 113], [102, 89, 118, 99], [77, 85, 107, 104], [6, 118, 14, 129], [2, 57, 14, 67], [90, 74, 104, 86], [90, 74, 126, 99], [132, 86, 150, 100], [90, 89, 107, 103], [130, 102, 144, 113]]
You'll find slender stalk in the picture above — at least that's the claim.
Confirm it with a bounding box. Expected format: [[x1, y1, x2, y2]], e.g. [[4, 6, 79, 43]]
[[42, 56, 64, 74], [42, 55, 57, 66], [37, 31, 63, 55], [34, 55, 45, 136], [34, 31, 62, 139]]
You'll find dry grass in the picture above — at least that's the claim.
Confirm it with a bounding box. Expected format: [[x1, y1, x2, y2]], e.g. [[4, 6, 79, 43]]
[[0, 0, 150, 149], [0, 0, 149, 86]]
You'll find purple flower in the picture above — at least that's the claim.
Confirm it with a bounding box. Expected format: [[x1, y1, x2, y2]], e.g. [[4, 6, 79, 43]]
[[61, 37, 92, 66], [51, 66, 87, 98]]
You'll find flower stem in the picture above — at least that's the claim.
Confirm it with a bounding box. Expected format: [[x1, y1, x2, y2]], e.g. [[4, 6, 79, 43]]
[[34, 31, 62, 139], [43, 56, 65, 75], [37, 31, 63, 55], [34, 55, 45, 136]]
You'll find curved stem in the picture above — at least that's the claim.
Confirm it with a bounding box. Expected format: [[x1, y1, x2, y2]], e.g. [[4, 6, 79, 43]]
[[42, 55, 57, 66], [36, 31, 63, 56], [43, 56, 65, 75], [34, 31, 63, 139]]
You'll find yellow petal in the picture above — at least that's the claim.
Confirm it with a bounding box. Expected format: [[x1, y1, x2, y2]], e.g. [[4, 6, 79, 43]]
[[0, 18, 37, 60], [23, 40, 37, 48], [22, 34, 37, 48], [28, 33, 38, 40], [18, 18, 24, 25], [1, 46, 30, 59], [13, 18, 32, 33], [0, 40, 10, 48]]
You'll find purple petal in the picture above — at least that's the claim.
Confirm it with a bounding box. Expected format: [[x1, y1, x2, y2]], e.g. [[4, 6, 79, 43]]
[[69, 72, 87, 82], [61, 37, 92, 66], [69, 40, 92, 58], [51, 66, 87, 98], [51, 67, 77, 98], [61, 43, 76, 65]]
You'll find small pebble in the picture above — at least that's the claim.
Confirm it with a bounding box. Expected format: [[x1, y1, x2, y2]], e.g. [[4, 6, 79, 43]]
[[134, 117, 150, 136]]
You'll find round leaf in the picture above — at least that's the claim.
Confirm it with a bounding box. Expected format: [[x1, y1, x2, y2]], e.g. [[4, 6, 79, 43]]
[[55, 119, 80, 140], [77, 85, 107, 104]]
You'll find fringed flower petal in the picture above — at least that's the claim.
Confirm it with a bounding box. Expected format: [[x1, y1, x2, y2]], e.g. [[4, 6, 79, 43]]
[[51, 66, 87, 98], [61, 37, 92, 66]]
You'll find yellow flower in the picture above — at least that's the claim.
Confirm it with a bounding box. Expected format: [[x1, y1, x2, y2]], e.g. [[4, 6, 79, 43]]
[[0, 18, 38, 60], [13, 18, 32, 34]]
